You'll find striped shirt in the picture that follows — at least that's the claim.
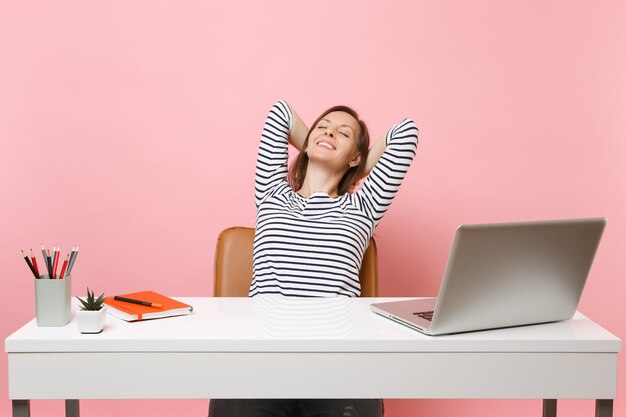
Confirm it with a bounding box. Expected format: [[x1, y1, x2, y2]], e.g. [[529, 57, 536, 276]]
[[250, 100, 418, 297]]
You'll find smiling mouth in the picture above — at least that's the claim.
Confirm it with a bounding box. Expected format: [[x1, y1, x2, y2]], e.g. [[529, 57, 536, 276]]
[[316, 140, 336, 150]]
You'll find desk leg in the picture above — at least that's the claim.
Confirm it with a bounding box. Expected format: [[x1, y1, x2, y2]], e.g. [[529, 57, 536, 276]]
[[596, 399, 613, 417], [65, 400, 80, 417], [543, 399, 557, 417], [12, 400, 30, 417]]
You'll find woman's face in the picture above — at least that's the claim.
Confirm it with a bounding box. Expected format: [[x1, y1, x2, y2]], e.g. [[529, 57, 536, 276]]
[[306, 111, 361, 171]]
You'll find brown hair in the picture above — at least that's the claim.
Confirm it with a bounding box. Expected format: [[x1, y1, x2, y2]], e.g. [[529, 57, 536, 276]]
[[288, 105, 370, 196]]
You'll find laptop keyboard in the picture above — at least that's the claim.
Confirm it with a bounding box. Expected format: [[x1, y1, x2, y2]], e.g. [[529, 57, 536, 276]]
[[413, 310, 434, 321]]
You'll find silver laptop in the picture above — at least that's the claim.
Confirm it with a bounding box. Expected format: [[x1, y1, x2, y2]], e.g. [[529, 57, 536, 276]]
[[371, 218, 606, 335]]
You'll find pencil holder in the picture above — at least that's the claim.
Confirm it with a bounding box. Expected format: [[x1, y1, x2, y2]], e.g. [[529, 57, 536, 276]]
[[34, 275, 71, 327]]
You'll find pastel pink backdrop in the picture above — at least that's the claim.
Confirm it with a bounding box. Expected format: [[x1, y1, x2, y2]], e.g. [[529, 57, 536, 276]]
[[1, 1, 624, 416]]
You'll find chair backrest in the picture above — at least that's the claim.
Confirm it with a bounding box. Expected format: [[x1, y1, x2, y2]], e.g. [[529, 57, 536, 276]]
[[213, 226, 378, 297]]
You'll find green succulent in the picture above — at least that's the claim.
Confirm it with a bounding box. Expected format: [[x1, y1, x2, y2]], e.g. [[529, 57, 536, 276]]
[[77, 288, 105, 311]]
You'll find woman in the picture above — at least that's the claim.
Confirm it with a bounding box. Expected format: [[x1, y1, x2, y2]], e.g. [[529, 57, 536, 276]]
[[209, 100, 418, 417]]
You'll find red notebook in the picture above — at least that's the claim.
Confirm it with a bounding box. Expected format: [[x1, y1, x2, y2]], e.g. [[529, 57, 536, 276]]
[[104, 291, 193, 322]]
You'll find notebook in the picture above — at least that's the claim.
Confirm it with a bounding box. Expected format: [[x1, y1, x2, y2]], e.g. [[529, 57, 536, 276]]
[[104, 291, 193, 322], [371, 218, 606, 335]]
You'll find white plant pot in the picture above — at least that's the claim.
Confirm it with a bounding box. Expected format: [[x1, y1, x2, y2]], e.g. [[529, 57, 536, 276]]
[[76, 306, 107, 334]]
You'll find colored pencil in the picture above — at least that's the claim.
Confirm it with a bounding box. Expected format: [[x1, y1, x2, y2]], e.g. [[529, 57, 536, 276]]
[[46, 249, 53, 279], [21, 250, 38, 278], [67, 245, 79, 275], [30, 249, 40, 276], [52, 245, 60, 279], [41, 243, 51, 278], [58, 254, 69, 280]]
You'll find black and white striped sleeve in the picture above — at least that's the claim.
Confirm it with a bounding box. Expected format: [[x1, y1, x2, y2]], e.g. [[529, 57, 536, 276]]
[[357, 118, 418, 226], [254, 100, 293, 208]]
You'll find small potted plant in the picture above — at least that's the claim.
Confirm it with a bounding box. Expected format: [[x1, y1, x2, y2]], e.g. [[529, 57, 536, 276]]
[[76, 288, 107, 334]]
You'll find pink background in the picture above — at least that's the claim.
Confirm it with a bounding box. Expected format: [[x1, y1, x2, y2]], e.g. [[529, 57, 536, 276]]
[[1, 1, 625, 416]]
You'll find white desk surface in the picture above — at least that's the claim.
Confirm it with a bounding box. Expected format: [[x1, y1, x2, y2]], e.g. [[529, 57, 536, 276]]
[[5, 297, 622, 401], [5, 297, 621, 354]]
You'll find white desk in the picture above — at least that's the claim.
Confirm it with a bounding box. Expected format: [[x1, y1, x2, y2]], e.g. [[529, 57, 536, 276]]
[[5, 297, 621, 417]]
